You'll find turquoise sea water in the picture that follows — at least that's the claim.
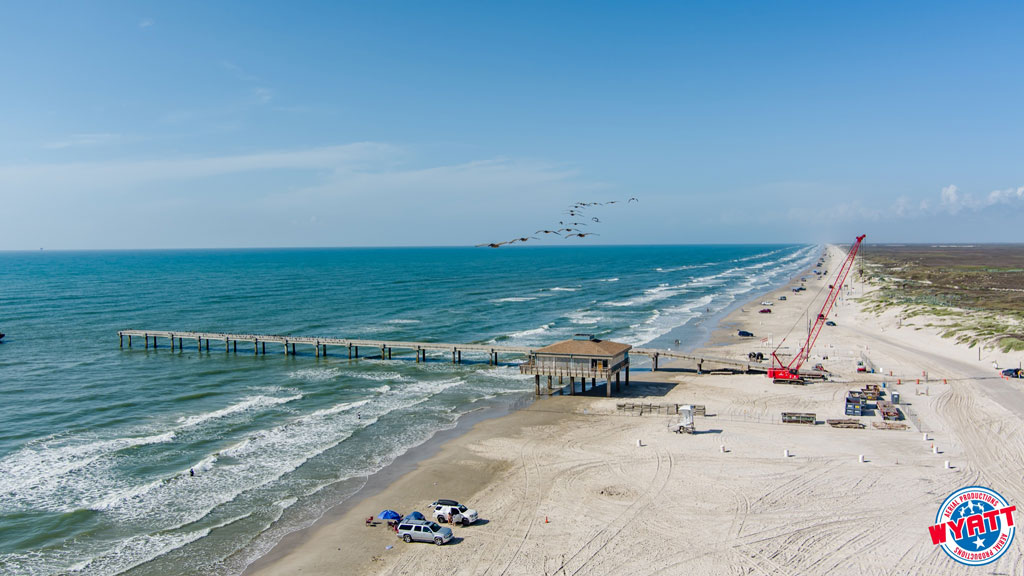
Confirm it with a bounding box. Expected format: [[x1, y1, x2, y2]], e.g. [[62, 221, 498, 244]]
[[0, 245, 818, 575]]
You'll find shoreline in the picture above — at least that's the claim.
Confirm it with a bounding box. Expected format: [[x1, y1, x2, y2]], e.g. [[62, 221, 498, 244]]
[[239, 394, 531, 574], [241, 247, 825, 575]]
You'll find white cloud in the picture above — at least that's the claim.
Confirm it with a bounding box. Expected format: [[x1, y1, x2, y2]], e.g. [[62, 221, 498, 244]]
[[940, 184, 966, 214], [986, 186, 1024, 205], [253, 87, 273, 104], [788, 183, 1024, 225], [935, 184, 1024, 214], [139, 18, 154, 29], [43, 133, 121, 150], [221, 61, 259, 83], [4, 143, 396, 190], [0, 143, 606, 249]]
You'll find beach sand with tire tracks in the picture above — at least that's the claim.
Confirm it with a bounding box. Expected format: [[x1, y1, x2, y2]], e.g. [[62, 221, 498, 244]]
[[244, 245, 1024, 576]]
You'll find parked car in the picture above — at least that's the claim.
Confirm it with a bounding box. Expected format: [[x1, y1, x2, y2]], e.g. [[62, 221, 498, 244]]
[[825, 321, 837, 326], [396, 519, 453, 545], [759, 308, 772, 314], [779, 296, 787, 301], [430, 499, 479, 525], [1002, 368, 1023, 379], [760, 301, 773, 306], [738, 330, 754, 337]]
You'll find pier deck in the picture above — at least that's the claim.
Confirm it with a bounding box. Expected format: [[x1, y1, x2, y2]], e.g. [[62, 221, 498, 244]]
[[117, 330, 765, 373]]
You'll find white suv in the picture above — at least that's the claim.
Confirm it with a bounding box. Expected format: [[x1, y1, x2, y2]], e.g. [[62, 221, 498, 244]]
[[430, 499, 479, 525]]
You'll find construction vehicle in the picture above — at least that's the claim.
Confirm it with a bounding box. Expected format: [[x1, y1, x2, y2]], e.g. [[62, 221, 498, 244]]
[[768, 235, 865, 383]]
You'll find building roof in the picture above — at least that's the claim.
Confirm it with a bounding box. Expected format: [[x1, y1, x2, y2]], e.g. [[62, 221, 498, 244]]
[[534, 338, 631, 357]]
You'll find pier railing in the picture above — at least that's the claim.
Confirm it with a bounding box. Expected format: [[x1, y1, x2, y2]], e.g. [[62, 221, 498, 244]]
[[117, 329, 764, 372]]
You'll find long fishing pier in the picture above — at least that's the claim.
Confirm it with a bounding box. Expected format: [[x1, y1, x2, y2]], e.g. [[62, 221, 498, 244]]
[[117, 330, 766, 373]]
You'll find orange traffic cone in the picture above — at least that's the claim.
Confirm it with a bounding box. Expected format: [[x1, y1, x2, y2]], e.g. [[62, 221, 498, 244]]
[[545, 516, 549, 523]]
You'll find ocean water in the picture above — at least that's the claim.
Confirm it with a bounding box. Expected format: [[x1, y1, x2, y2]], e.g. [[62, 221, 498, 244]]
[[0, 245, 818, 575]]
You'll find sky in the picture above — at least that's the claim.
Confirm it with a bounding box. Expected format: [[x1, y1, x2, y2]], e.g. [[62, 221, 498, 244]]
[[1, 1, 1022, 249]]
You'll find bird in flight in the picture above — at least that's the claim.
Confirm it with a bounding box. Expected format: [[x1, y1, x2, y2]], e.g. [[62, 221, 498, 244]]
[[476, 197, 636, 247]]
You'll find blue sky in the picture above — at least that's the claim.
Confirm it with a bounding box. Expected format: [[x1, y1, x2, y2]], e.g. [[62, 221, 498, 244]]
[[2, 1, 1022, 249]]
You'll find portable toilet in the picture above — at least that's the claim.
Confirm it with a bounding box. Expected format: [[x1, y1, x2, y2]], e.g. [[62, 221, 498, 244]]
[[679, 406, 694, 428]]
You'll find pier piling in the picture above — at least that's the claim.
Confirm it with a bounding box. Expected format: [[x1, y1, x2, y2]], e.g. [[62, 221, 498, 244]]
[[116, 330, 752, 378]]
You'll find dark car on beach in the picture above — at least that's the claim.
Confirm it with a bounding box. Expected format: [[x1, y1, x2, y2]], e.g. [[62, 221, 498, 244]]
[[759, 308, 772, 314], [825, 321, 837, 326], [1002, 368, 1022, 379], [738, 330, 754, 337]]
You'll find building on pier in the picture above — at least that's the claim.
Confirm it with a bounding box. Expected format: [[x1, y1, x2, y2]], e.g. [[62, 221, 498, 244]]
[[519, 334, 630, 397]]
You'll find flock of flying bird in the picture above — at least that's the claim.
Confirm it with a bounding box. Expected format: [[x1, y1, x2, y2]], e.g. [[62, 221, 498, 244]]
[[475, 197, 638, 248]]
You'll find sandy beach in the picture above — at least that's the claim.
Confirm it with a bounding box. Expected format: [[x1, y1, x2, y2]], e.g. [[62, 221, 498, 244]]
[[244, 245, 1024, 576]]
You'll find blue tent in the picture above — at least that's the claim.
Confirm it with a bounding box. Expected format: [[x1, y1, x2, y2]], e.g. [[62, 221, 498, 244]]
[[378, 509, 401, 520], [406, 511, 425, 521]]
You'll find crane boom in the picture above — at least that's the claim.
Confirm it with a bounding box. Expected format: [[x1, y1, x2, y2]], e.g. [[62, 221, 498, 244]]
[[768, 235, 865, 382]]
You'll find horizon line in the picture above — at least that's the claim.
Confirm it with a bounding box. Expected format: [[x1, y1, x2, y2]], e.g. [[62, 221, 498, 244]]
[[1, 242, 829, 253]]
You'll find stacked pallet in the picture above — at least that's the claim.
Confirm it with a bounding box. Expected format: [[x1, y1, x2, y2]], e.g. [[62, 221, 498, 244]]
[[872, 421, 908, 430], [860, 384, 882, 401], [616, 403, 688, 416], [826, 418, 865, 429], [781, 412, 816, 425], [876, 400, 901, 421]]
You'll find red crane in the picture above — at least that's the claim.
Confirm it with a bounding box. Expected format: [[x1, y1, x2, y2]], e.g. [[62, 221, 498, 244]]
[[768, 234, 866, 382]]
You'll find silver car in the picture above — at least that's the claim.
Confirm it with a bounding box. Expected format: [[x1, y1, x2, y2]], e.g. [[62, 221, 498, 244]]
[[396, 519, 453, 545]]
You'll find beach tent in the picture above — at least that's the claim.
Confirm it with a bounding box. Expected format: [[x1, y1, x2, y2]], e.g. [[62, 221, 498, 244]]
[[406, 511, 425, 521], [378, 510, 401, 520]]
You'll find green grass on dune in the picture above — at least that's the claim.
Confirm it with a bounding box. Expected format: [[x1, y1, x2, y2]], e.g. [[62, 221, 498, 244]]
[[857, 245, 1024, 354]]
